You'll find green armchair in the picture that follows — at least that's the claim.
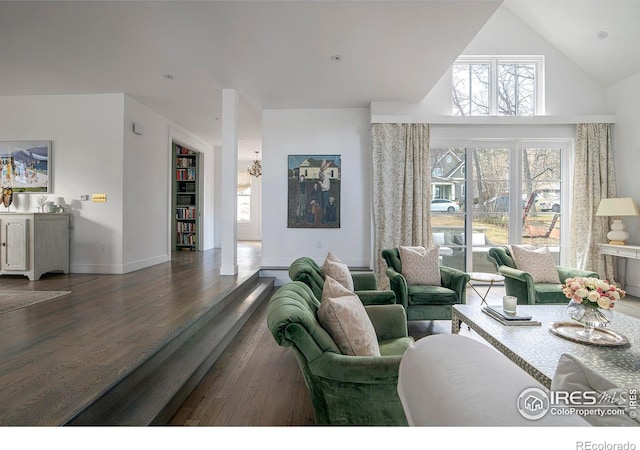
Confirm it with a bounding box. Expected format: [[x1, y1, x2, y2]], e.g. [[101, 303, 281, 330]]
[[267, 281, 413, 425], [289, 256, 396, 306], [487, 246, 600, 305], [381, 248, 470, 321]]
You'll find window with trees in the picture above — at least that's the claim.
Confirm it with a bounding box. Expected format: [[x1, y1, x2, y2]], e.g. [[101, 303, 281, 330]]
[[430, 140, 567, 273], [452, 56, 544, 116]]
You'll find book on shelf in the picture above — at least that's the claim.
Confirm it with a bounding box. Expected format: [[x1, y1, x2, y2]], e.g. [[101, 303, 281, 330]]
[[176, 157, 195, 168], [176, 207, 197, 219], [482, 306, 541, 327]]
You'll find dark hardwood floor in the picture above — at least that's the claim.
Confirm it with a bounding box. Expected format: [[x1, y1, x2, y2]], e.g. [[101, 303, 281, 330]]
[[168, 288, 315, 426], [0, 243, 262, 426], [1, 241, 639, 428], [170, 271, 640, 426]]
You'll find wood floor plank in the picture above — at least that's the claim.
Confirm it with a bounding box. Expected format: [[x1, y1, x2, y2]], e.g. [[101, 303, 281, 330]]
[[3, 240, 639, 427], [0, 243, 262, 425], [170, 278, 640, 427]]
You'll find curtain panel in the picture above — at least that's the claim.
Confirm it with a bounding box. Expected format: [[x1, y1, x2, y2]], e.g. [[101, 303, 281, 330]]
[[371, 123, 431, 288], [570, 123, 617, 283]]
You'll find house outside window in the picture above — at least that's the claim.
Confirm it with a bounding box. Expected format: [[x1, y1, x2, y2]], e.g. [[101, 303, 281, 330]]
[[430, 140, 567, 273], [452, 56, 544, 116]]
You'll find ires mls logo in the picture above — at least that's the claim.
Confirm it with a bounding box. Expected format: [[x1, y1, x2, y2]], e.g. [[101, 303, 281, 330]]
[[517, 388, 550, 420], [517, 387, 636, 421]]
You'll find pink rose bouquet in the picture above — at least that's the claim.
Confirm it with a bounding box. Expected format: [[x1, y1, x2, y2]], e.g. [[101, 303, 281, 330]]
[[562, 277, 625, 310]]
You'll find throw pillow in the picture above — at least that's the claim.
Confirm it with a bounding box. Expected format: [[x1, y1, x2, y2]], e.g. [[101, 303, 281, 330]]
[[322, 276, 354, 300], [398, 245, 441, 286], [471, 233, 486, 246], [318, 285, 380, 357], [321, 252, 354, 291], [551, 354, 639, 426], [510, 245, 561, 283], [432, 232, 446, 246]]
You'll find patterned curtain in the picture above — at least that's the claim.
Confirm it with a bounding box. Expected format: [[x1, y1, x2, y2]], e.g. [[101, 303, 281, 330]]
[[371, 123, 431, 288], [570, 123, 617, 283]]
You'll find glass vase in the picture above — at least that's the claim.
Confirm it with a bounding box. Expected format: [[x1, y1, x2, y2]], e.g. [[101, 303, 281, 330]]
[[567, 299, 613, 340]]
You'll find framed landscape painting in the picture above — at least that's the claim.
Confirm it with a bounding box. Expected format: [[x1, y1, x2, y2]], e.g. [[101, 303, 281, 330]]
[[288, 155, 341, 228], [0, 141, 51, 193]]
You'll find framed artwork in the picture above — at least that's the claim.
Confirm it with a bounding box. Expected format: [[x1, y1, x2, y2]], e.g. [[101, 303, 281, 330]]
[[288, 155, 341, 228], [0, 141, 51, 193]]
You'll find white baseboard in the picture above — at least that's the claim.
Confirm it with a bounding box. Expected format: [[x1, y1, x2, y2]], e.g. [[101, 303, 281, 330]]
[[71, 254, 170, 275], [70, 263, 124, 274], [261, 257, 371, 269], [260, 269, 291, 286], [122, 254, 170, 273]]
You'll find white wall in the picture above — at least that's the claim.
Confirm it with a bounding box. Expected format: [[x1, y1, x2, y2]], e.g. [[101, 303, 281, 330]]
[[261, 108, 371, 277], [0, 93, 213, 276], [420, 5, 609, 116], [123, 95, 172, 271], [607, 72, 640, 296], [0, 94, 125, 273]]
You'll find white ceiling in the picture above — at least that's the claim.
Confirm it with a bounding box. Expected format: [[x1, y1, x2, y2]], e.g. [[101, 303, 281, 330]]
[[0, 1, 638, 159], [504, 0, 640, 87]]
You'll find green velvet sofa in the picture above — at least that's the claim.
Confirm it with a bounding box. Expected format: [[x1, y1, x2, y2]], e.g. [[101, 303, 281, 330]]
[[487, 246, 600, 305], [289, 256, 396, 306], [381, 248, 470, 321], [267, 281, 413, 426]]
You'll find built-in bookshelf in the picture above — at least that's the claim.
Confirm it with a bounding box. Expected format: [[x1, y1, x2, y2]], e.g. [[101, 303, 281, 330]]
[[173, 143, 198, 251]]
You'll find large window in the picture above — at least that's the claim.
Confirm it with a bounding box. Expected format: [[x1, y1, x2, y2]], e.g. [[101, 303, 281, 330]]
[[452, 56, 544, 116], [430, 140, 567, 273]]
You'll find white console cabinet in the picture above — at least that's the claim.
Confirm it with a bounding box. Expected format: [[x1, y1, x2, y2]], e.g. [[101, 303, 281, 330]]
[[0, 213, 70, 281]]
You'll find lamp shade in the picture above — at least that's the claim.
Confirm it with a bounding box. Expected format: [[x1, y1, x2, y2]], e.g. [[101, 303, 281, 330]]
[[596, 198, 640, 217]]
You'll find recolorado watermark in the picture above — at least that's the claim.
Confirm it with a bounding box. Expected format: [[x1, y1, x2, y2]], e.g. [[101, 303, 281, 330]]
[[576, 443, 636, 450], [516, 387, 637, 421]]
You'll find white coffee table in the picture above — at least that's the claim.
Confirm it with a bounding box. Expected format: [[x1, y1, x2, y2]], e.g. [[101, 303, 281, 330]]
[[467, 272, 505, 306]]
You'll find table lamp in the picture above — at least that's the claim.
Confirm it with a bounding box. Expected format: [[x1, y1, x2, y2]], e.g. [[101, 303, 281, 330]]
[[596, 197, 640, 245]]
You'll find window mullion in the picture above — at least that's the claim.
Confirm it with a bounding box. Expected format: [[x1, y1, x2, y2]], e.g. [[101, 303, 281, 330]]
[[490, 59, 498, 115], [510, 143, 523, 245]]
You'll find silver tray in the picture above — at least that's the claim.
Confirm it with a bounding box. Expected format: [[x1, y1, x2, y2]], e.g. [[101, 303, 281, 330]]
[[549, 322, 630, 347]]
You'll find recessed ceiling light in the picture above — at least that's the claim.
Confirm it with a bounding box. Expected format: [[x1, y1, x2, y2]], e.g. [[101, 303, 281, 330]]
[[163, 73, 175, 80], [330, 55, 342, 62], [597, 31, 609, 40]]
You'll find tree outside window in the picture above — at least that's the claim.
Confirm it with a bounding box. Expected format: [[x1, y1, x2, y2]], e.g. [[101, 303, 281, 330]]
[[452, 56, 543, 116]]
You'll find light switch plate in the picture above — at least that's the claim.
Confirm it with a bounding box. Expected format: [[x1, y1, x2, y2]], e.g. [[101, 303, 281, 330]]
[[92, 193, 107, 202]]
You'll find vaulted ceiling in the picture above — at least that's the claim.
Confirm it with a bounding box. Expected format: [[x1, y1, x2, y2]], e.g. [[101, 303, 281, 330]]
[[0, 1, 637, 158]]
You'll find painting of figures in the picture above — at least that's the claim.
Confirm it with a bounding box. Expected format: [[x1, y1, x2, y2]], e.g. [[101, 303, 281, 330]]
[[0, 141, 51, 193], [288, 155, 340, 228]]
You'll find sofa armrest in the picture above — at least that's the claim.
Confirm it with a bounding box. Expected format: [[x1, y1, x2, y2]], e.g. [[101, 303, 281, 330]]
[[397, 335, 589, 426], [385, 267, 408, 309], [497, 265, 534, 284], [352, 272, 378, 291], [556, 267, 599, 282], [355, 290, 396, 306], [288, 258, 325, 299], [439, 266, 470, 304], [365, 304, 407, 340], [310, 352, 403, 384]]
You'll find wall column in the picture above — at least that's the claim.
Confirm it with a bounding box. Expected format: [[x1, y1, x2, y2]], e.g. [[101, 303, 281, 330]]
[[213, 145, 222, 248], [220, 89, 238, 275]]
